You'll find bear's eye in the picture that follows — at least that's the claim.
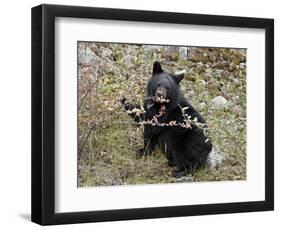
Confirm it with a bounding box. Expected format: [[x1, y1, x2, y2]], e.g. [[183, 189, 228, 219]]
[[165, 86, 170, 90], [156, 83, 161, 87]]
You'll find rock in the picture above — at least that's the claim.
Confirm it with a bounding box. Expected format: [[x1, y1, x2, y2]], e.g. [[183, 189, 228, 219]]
[[229, 62, 236, 71], [239, 62, 246, 69], [210, 55, 218, 63], [185, 89, 195, 99], [175, 176, 193, 182], [201, 52, 210, 63], [212, 62, 226, 69], [232, 78, 239, 84], [198, 79, 207, 86], [197, 102, 206, 111], [232, 95, 240, 104], [123, 55, 134, 66], [143, 45, 160, 50], [202, 72, 212, 81], [174, 69, 187, 75], [207, 146, 225, 169], [222, 60, 230, 68], [211, 96, 228, 109], [78, 47, 97, 65], [186, 75, 198, 82], [196, 61, 205, 72], [221, 70, 231, 79], [179, 47, 188, 60], [232, 105, 240, 114], [100, 47, 112, 58], [165, 46, 179, 61], [186, 47, 196, 57], [214, 69, 223, 78]]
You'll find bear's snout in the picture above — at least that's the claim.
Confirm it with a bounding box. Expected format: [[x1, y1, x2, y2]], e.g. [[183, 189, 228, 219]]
[[155, 88, 167, 99]]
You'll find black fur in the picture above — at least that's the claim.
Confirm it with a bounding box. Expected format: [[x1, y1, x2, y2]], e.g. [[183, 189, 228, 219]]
[[121, 62, 212, 177]]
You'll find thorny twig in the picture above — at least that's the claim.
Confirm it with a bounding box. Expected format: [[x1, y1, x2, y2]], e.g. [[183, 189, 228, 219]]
[[78, 81, 98, 110], [79, 97, 211, 156], [78, 115, 114, 156], [121, 97, 208, 131]]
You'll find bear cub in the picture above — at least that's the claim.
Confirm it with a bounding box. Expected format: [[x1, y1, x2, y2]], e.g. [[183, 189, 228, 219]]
[[121, 62, 212, 177]]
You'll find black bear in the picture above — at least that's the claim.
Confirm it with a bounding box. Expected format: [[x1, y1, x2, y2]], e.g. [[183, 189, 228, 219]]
[[121, 62, 212, 177]]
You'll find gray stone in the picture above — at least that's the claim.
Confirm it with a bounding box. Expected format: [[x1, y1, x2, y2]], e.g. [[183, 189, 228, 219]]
[[174, 69, 187, 75], [197, 102, 206, 111], [100, 47, 112, 58], [185, 89, 195, 99], [142, 45, 161, 50], [175, 176, 193, 182], [232, 95, 240, 104], [165, 46, 179, 60], [123, 55, 134, 66], [233, 78, 239, 84], [239, 62, 246, 69], [211, 96, 228, 109], [179, 47, 188, 60], [165, 46, 178, 54], [207, 146, 225, 169], [78, 47, 97, 65]]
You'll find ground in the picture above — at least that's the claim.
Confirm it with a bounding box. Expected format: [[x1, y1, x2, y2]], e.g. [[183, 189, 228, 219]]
[[77, 42, 246, 187]]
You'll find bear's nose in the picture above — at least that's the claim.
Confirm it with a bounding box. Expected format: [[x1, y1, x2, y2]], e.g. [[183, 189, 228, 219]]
[[156, 91, 164, 98]]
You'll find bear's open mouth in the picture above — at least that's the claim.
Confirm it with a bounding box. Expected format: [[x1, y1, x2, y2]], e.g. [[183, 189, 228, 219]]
[[155, 104, 166, 117]]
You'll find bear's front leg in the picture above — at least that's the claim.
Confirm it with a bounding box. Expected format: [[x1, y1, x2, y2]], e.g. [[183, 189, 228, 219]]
[[119, 97, 144, 122]]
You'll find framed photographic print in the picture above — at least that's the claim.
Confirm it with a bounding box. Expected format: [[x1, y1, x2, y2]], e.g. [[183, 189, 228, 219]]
[[31, 4, 274, 225]]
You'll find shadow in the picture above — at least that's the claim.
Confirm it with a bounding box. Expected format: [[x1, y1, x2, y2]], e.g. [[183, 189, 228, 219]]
[[18, 213, 31, 222]]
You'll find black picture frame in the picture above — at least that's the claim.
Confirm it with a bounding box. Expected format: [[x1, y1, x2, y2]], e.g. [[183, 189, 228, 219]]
[[31, 4, 274, 225]]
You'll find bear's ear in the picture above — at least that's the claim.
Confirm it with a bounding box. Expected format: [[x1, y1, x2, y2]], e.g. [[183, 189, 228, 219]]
[[174, 73, 185, 84], [153, 62, 163, 74]]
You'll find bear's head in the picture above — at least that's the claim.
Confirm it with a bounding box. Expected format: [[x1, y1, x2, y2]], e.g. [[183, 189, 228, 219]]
[[146, 62, 185, 105]]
